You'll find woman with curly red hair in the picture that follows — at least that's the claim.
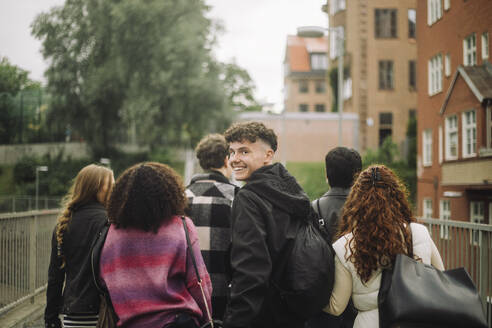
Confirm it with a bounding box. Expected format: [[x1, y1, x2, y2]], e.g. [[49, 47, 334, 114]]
[[323, 164, 444, 327]]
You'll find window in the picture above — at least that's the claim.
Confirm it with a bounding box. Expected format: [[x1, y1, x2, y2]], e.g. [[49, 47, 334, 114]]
[[428, 54, 442, 95], [375, 9, 397, 38], [470, 201, 484, 245], [330, 26, 344, 59], [487, 106, 492, 149], [379, 60, 394, 90], [299, 80, 308, 93], [315, 104, 326, 112], [444, 0, 450, 11], [440, 200, 451, 239], [463, 33, 477, 66], [445, 53, 451, 77], [343, 78, 352, 99], [311, 53, 328, 70], [438, 125, 443, 164], [315, 80, 326, 93], [409, 60, 416, 90], [330, 0, 346, 15], [423, 129, 433, 167], [423, 198, 433, 218], [379, 112, 393, 145], [299, 104, 308, 112], [482, 32, 489, 60], [427, 0, 442, 25], [408, 9, 416, 38], [462, 110, 476, 157], [445, 115, 458, 160]]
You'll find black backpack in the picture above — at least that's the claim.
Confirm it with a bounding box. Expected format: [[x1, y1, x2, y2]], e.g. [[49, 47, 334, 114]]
[[271, 208, 335, 319]]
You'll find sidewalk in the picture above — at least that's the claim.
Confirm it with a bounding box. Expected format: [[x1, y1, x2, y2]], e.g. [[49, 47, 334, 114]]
[[0, 292, 45, 328]]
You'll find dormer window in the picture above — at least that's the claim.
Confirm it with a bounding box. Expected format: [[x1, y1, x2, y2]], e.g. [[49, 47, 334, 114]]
[[311, 53, 328, 70]]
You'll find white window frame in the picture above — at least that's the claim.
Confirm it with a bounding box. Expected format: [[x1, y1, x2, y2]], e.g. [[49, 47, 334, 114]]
[[330, 0, 346, 15], [462, 110, 477, 158], [445, 115, 458, 160], [427, 0, 442, 25], [470, 201, 484, 245], [444, 0, 450, 11], [445, 53, 451, 77], [311, 53, 328, 70], [423, 129, 433, 167], [440, 199, 451, 239], [487, 106, 492, 149], [438, 125, 443, 164], [482, 32, 489, 61], [428, 54, 442, 95], [423, 198, 433, 219], [343, 77, 352, 100], [463, 33, 477, 66]]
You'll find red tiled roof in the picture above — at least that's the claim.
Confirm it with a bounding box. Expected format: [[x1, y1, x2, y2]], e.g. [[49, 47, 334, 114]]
[[286, 35, 328, 72]]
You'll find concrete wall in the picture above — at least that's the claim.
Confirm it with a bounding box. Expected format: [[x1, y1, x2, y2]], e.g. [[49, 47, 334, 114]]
[[238, 111, 359, 163], [0, 143, 90, 165]]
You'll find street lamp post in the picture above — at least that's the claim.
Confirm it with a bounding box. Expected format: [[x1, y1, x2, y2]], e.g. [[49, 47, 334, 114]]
[[336, 29, 344, 147], [35, 166, 48, 210]]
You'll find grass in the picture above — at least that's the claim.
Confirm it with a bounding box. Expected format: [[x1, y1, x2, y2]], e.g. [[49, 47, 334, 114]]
[[286, 162, 327, 201]]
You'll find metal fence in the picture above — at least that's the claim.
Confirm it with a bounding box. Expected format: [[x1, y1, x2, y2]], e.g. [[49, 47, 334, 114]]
[[419, 217, 492, 326], [0, 196, 61, 213], [0, 210, 59, 315]]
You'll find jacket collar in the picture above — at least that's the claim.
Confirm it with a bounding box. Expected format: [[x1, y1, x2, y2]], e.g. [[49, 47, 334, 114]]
[[190, 171, 230, 185], [323, 187, 351, 197]]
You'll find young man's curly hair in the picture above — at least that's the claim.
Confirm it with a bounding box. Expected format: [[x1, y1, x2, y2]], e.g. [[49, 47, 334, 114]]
[[224, 121, 278, 151], [195, 134, 229, 171], [337, 165, 416, 283], [107, 162, 187, 232]]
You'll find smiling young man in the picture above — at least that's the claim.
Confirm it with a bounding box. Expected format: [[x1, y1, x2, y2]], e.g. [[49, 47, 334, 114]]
[[223, 121, 312, 328]]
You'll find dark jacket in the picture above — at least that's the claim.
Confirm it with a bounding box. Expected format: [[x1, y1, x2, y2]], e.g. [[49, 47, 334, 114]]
[[307, 187, 355, 328], [312, 187, 350, 244], [45, 202, 108, 324], [185, 171, 239, 319], [223, 163, 311, 328]]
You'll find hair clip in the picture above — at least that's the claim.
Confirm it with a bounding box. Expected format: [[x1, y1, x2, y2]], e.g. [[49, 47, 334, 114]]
[[371, 167, 381, 187]]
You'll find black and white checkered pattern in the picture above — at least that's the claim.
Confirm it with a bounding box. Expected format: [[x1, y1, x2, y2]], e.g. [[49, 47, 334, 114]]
[[185, 172, 238, 319]]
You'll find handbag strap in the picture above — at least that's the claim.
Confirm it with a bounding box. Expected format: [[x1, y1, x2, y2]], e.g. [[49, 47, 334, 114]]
[[181, 217, 214, 328]]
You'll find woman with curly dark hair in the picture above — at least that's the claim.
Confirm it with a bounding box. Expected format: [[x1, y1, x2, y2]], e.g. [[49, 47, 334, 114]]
[[99, 162, 212, 328], [323, 165, 444, 327]]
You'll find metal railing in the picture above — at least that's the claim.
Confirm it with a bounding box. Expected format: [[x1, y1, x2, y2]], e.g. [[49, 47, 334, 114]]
[[0, 210, 59, 315], [419, 217, 492, 326], [0, 196, 61, 213]]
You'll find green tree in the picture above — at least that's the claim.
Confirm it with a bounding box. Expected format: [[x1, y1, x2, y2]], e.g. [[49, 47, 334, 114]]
[[32, 0, 255, 157], [0, 57, 40, 144], [221, 61, 262, 112]]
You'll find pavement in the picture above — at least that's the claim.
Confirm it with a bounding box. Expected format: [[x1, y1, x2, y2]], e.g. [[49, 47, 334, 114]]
[[0, 292, 45, 328]]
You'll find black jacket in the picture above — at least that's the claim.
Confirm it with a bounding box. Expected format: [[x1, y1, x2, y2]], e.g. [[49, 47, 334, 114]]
[[223, 163, 311, 328], [312, 187, 350, 243], [45, 202, 108, 324]]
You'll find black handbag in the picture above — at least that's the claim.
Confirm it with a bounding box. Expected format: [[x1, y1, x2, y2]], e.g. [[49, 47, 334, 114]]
[[181, 217, 223, 328], [378, 253, 488, 328]]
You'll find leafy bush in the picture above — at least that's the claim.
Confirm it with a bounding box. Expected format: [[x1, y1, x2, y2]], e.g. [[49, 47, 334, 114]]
[[13, 156, 38, 184]]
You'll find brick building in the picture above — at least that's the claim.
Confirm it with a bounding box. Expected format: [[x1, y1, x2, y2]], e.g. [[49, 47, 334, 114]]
[[323, 0, 417, 153], [417, 0, 492, 224], [283, 26, 332, 114]]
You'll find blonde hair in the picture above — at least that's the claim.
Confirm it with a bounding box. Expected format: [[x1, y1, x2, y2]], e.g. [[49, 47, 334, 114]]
[[56, 164, 113, 267]]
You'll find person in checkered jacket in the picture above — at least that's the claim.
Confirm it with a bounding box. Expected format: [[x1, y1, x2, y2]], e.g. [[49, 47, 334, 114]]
[[185, 134, 239, 320]]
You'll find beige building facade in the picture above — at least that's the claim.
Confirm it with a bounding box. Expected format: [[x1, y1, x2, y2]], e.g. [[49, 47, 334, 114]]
[[325, 0, 417, 153]]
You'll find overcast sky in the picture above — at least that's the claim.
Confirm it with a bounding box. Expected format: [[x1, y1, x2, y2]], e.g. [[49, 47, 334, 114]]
[[0, 0, 327, 111]]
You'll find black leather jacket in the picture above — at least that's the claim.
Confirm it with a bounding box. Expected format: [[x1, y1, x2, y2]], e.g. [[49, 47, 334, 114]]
[[312, 187, 350, 243], [45, 202, 108, 324], [223, 163, 310, 328]]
